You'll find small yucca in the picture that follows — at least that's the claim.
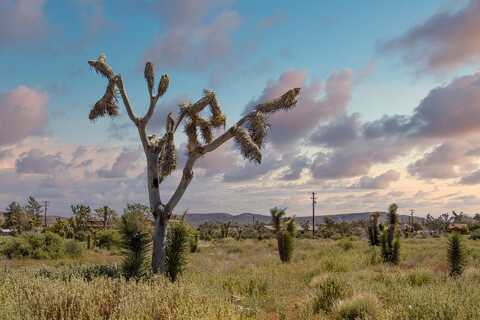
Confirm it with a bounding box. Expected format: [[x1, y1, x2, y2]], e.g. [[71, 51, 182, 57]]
[[448, 233, 466, 277], [119, 211, 151, 280], [165, 222, 190, 282]]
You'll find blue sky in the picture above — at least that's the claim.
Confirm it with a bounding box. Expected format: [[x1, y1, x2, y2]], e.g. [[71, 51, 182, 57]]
[[2, 0, 480, 216]]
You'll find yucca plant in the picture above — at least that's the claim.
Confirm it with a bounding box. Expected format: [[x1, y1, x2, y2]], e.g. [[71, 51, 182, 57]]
[[270, 207, 296, 263], [165, 222, 190, 282], [448, 233, 466, 277], [380, 203, 400, 265], [367, 212, 380, 246], [119, 211, 151, 280]]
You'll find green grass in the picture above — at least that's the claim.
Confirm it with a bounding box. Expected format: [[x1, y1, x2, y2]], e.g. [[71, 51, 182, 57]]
[[1, 236, 480, 319]]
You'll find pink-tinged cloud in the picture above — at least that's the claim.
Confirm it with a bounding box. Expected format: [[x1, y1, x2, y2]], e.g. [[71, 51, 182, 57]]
[[245, 69, 353, 148], [408, 142, 478, 180], [143, 0, 240, 71], [0, 86, 48, 146], [350, 170, 400, 189], [380, 0, 480, 74], [0, 0, 47, 47]]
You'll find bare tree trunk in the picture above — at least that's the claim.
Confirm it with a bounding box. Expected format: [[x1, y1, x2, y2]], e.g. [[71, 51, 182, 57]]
[[152, 216, 167, 273], [146, 151, 168, 273]]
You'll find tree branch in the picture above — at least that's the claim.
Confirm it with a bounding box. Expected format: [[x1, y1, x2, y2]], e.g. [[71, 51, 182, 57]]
[[165, 154, 199, 215], [115, 75, 139, 125]]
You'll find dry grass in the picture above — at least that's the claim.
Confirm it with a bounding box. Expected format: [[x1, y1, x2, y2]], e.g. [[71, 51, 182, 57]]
[[1, 237, 480, 319]]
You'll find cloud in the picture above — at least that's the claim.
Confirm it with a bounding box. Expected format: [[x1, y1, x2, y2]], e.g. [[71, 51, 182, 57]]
[[310, 113, 361, 148], [0, 86, 48, 146], [0, 0, 47, 47], [408, 142, 478, 179], [350, 170, 400, 189], [379, 0, 480, 74], [96, 148, 142, 178], [279, 155, 311, 181], [460, 169, 480, 185], [245, 69, 353, 149], [15, 149, 67, 174], [143, 0, 240, 71]]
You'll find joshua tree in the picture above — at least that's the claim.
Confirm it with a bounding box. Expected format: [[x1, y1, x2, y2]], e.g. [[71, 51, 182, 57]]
[[367, 212, 380, 246], [448, 233, 466, 277], [270, 207, 295, 263], [380, 203, 400, 264], [94, 206, 118, 229], [86, 54, 300, 273], [220, 222, 231, 239]]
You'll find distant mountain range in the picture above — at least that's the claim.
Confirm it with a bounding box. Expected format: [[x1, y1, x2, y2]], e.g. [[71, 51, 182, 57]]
[[1, 212, 424, 228], [182, 212, 424, 227]]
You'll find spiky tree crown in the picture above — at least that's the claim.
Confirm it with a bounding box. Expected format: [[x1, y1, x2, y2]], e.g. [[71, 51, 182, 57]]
[[87, 55, 301, 187]]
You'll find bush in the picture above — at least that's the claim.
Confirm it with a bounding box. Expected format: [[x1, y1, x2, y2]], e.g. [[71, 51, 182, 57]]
[[470, 228, 480, 240], [189, 229, 199, 253], [64, 239, 84, 257], [338, 239, 354, 251], [95, 229, 121, 250], [0, 232, 73, 259], [165, 222, 190, 282], [0, 236, 30, 258], [333, 294, 381, 320], [312, 276, 352, 313]]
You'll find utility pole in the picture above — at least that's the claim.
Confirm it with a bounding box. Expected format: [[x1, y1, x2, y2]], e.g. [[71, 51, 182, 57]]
[[43, 201, 49, 228], [103, 206, 108, 229], [311, 192, 317, 238]]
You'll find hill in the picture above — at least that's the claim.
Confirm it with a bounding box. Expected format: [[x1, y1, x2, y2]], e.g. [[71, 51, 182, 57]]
[[183, 211, 424, 227]]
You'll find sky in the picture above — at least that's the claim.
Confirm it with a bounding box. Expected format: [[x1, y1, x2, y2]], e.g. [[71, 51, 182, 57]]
[[2, 0, 480, 217]]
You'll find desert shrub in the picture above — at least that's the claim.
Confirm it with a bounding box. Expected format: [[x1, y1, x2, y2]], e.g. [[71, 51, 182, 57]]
[[333, 294, 381, 320], [64, 239, 84, 257], [470, 228, 480, 240], [0, 232, 67, 259], [119, 211, 151, 280], [95, 229, 121, 250], [405, 270, 434, 287], [338, 239, 354, 251], [312, 276, 352, 313], [0, 236, 30, 258], [165, 222, 190, 282], [448, 233, 466, 277], [37, 264, 121, 282], [189, 229, 199, 253]]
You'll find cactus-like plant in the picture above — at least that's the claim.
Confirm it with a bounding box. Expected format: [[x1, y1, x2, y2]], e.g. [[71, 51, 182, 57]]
[[380, 204, 400, 265], [119, 210, 151, 280], [165, 221, 190, 282], [448, 233, 466, 277], [367, 212, 380, 246], [86, 53, 300, 274], [270, 207, 296, 263]]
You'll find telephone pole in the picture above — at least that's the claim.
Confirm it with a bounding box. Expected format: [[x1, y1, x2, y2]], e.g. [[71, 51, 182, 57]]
[[311, 192, 317, 238], [43, 201, 49, 227]]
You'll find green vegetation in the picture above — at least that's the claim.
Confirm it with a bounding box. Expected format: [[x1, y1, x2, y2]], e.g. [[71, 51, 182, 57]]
[[448, 233, 466, 277], [118, 210, 151, 280], [380, 203, 401, 265], [0, 232, 83, 259], [1, 237, 480, 319], [165, 221, 190, 282], [270, 207, 296, 263]]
